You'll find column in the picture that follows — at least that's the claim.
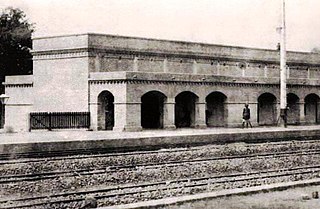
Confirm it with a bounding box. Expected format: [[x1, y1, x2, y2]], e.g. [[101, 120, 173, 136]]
[[225, 102, 242, 127], [113, 102, 142, 132], [248, 102, 258, 127], [89, 102, 99, 131], [195, 101, 207, 129], [163, 97, 176, 129], [276, 102, 281, 125], [299, 102, 305, 124], [124, 102, 142, 131]]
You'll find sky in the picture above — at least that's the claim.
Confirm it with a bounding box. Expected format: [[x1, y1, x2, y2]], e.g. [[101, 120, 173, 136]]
[[1, 0, 320, 52]]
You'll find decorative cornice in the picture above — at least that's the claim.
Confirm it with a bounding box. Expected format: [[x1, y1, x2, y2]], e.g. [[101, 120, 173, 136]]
[[32, 48, 88, 55], [90, 80, 126, 85], [89, 79, 279, 88], [89, 79, 320, 89], [4, 83, 33, 88], [32, 49, 89, 60], [287, 84, 320, 88]]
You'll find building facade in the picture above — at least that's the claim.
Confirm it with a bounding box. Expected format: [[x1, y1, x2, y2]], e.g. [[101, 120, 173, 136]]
[[3, 33, 320, 132]]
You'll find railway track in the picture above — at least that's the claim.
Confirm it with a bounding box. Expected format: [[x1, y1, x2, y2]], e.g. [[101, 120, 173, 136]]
[[1, 164, 320, 209], [2, 140, 320, 208], [1, 139, 319, 162], [2, 140, 320, 174], [1, 149, 320, 184]]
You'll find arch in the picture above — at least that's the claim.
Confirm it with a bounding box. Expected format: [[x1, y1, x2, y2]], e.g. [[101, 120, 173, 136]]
[[175, 91, 198, 128], [304, 93, 320, 124], [258, 93, 277, 125], [98, 91, 114, 130], [287, 93, 300, 125], [141, 91, 167, 129], [205, 91, 227, 127]]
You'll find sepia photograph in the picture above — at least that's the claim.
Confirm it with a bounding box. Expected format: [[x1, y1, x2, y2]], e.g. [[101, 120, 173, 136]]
[[1, 0, 320, 208]]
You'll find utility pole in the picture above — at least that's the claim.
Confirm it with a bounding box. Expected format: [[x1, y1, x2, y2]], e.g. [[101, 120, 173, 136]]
[[280, 0, 287, 127]]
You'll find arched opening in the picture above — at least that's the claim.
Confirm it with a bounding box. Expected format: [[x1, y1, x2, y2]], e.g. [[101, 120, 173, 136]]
[[258, 93, 277, 125], [305, 94, 320, 124], [175, 91, 198, 128], [141, 91, 166, 129], [205, 92, 227, 127], [98, 91, 114, 130], [287, 93, 300, 125]]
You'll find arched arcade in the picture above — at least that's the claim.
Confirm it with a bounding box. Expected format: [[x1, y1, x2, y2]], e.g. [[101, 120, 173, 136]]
[[175, 91, 198, 128], [287, 93, 300, 125], [304, 94, 320, 124], [97, 91, 114, 130], [205, 92, 227, 127], [141, 91, 166, 129], [258, 93, 277, 125]]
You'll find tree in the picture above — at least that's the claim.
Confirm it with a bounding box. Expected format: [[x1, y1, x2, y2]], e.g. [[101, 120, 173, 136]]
[[311, 47, 320, 53], [0, 7, 34, 93]]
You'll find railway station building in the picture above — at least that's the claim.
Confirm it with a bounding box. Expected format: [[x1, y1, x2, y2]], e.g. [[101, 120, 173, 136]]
[[3, 33, 320, 132]]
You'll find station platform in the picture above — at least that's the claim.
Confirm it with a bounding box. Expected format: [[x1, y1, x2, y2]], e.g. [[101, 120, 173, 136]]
[[1, 126, 320, 157]]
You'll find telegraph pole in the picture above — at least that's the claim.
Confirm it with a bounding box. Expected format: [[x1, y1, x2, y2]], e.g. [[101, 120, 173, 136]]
[[280, 0, 287, 127]]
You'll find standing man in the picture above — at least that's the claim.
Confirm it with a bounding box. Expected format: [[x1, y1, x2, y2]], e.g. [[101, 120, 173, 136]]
[[242, 103, 253, 128]]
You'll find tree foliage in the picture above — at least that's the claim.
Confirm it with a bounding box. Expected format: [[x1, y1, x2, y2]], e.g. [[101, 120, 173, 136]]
[[311, 47, 320, 53], [0, 7, 34, 92]]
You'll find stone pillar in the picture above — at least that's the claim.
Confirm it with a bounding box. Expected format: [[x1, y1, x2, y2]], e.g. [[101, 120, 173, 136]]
[[299, 102, 305, 124], [125, 102, 142, 131], [89, 102, 99, 131], [113, 102, 142, 132], [163, 98, 176, 129], [225, 102, 241, 127], [249, 102, 258, 127], [276, 102, 281, 125], [195, 101, 207, 129], [113, 103, 126, 131]]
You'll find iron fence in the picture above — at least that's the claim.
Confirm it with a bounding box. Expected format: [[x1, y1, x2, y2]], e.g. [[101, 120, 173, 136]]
[[30, 112, 90, 131]]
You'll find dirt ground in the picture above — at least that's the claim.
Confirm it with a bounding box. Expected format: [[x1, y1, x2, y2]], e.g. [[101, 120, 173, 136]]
[[161, 185, 320, 209]]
